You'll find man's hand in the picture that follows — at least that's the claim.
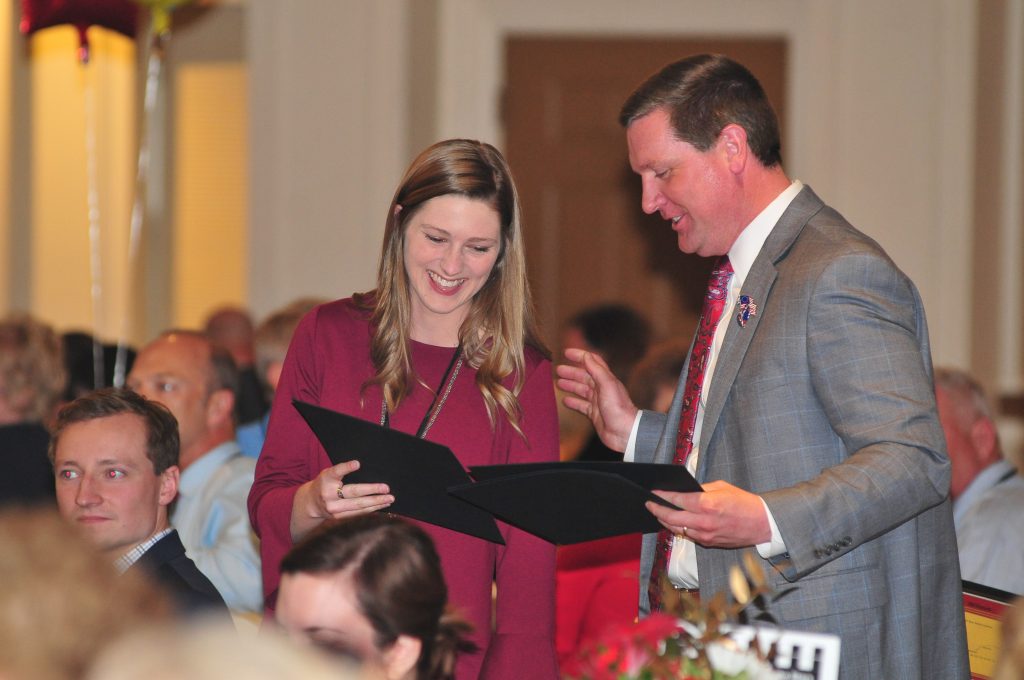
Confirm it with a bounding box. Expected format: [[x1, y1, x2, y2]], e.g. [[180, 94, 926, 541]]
[[645, 480, 772, 548], [555, 348, 639, 453]]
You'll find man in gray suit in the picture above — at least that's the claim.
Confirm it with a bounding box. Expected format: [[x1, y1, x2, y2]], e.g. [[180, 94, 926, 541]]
[[557, 54, 968, 678]]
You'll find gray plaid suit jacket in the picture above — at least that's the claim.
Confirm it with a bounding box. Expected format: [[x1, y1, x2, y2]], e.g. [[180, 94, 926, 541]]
[[635, 186, 969, 679]]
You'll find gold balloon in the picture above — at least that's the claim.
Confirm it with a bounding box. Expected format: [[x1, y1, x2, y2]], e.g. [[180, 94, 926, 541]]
[[132, 0, 195, 37]]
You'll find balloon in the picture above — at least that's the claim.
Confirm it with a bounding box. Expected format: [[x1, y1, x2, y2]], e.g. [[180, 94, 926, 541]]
[[132, 0, 195, 39], [20, 0, 139, 63]]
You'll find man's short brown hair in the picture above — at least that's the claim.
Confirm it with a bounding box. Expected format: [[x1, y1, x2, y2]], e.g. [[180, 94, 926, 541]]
[[49, 388, 180, 475], [620, 53, 782, 168]]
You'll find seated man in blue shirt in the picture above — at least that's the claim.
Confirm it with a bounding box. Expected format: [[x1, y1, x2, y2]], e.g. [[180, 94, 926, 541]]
[[51, 388, 229, 617], [935, 366, 1024, 595], [128, 330, 262, 613]]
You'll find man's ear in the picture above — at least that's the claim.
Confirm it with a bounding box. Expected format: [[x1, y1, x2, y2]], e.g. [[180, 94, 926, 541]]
[[718, 123, 749, 173], [382, 634, 422, 680], [158, 465, 180, 506], [206, 388, 235, 427], [970, 416, 999, 461]]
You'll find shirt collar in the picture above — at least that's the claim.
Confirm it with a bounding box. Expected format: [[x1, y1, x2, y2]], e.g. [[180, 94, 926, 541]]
[[728, 180, 803, 287], [114, 527, 174, 574], [178, 440, 241, 495], [953, 458, 1018, 523]]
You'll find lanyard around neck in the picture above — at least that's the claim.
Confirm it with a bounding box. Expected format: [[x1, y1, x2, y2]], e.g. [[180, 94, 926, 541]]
[[380, 345, 463, 439]]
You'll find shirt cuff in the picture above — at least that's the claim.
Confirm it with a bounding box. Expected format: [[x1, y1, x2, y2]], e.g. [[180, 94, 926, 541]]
[[755, 497, 787, 558], [623, 411, 643, 463]]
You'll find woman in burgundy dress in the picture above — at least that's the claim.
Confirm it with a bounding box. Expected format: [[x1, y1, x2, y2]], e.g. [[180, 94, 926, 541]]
[[248, 139, 559, 679]]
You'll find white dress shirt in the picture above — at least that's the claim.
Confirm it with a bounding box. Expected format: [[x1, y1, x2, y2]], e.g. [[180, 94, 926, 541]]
[[626, 180, 803, 588], [956, 468, 1024, 595], [952, 458, 1017, 531]]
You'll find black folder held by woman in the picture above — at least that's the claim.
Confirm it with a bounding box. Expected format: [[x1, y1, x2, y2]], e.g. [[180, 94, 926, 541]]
[[450, 462, 700, 545], [294, 399, 701, 546], [293, 399, 504, 544]]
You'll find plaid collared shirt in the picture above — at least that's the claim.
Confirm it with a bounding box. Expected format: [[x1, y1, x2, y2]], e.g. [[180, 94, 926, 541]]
[[114, 527, 174, 574]]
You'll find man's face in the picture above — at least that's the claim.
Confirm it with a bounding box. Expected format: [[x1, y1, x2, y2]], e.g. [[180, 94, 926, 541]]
[[128, 335, 212, 458], [54, 413, 178, 559], [935, 384, 979, 499], [626, 108, 739, 257]]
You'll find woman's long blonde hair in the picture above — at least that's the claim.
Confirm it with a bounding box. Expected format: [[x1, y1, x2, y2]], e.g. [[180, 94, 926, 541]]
[[356, 139, 547, 434]]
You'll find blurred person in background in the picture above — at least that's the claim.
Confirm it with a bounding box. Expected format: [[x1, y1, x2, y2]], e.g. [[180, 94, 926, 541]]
[[0, 507, 172, 680], [61, 330, 136, 401], [237, 297, 327, 459], [993, 596, 1024, 680], [85, 619, 367, 680], [128, 330, 262, 614], [205, 305, 268, 426], [559, 303, 651, 462], [627, 339, 690, 414], [935, 366, 1024, 595], [0, 313, 65, 507]]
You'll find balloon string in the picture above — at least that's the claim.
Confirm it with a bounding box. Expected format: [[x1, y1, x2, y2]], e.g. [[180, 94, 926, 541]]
[[83, 60, 105, 389], [114, 30, 164, 388]]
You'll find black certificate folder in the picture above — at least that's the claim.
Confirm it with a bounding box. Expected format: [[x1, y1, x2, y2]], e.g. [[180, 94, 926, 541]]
[[292, 400, 504, 544], [449, 462, 702, 545]]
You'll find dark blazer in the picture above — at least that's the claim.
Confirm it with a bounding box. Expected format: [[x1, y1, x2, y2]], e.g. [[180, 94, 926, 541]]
[[635, 186, 969, 678], [129, 529, 231, 619], [0, 422, 56, 507]]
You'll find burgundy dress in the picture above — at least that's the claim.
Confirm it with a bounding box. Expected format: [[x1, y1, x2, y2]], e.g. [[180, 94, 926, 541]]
[[248, 298, 559, 679]]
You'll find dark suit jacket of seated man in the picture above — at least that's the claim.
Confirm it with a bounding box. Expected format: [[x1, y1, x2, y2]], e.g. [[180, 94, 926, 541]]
[[50, 388, 229, 619], [123, 527, 229, 617]]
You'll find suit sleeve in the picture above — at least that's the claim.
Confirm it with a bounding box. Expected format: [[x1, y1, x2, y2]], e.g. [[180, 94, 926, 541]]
[[634, 410, 669, 463], [480, 358, 560, 679], [762, 250, 950, 581]]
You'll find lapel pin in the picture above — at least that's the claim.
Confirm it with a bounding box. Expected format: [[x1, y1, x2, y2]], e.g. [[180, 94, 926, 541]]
[[737, 295, 757, 327]]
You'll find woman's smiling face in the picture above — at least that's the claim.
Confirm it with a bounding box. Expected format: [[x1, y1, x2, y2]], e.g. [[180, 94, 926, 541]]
[[403, 194, 501, 345]]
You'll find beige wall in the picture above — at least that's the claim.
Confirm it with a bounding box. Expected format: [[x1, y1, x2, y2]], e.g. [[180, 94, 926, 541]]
[[246, 0, 410, 318], [172, 63, 249, 329]]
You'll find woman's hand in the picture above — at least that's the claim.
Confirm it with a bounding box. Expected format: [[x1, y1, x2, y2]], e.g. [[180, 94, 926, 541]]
[[290, 460, 395, 541]]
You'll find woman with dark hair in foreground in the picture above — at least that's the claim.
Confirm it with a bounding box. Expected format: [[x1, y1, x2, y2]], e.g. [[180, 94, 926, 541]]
[[276, 515, 475, 680]]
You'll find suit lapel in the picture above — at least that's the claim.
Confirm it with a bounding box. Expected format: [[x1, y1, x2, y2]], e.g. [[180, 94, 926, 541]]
[[696, 186, 826, 477], [129, 530, 184, 574]]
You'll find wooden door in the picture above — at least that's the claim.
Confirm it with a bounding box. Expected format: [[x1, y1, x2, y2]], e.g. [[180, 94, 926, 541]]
[[504, 38, 787, 350]]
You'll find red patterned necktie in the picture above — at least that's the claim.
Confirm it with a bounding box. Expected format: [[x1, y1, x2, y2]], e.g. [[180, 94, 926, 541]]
[[647, 255, 733, 610]]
